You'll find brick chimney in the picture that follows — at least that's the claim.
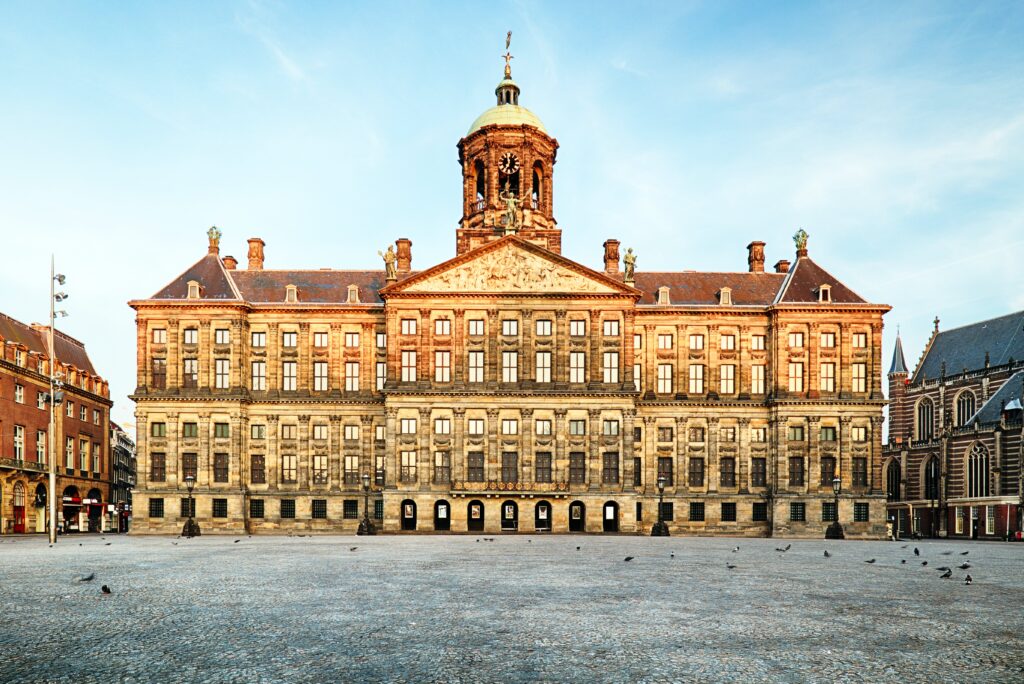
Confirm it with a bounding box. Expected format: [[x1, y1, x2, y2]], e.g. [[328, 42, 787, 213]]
[[747, 241, 765, 273], [774, 259, 790, 274], [396, 238, 412, 275], [247, 238, 265, 270], [222, 255, 238, 270], [602, 239, 620, 275]]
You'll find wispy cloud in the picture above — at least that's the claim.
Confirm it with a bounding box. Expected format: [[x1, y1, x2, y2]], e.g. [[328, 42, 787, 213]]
[[234, 0, 307, 83]]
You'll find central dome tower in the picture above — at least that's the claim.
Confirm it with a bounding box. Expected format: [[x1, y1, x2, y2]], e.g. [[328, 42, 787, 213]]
[[456, 41, 560, 255]]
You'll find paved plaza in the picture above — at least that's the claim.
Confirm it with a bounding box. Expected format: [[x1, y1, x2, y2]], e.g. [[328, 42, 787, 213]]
[[0, 534, 1021, 683]]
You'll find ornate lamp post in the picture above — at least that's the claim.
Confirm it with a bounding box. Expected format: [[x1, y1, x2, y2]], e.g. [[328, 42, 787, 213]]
[[651, 474, 669, 536], [825, 476, 845, 539], [357, 472, 376, 536], [182, 474, 200, 538]]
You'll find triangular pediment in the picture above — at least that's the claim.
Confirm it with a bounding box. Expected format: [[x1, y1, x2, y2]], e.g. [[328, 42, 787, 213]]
[[382, 236, 637, 297]]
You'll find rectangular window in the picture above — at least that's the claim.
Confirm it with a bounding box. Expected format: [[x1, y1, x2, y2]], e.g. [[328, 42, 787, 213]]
[[310, 361, 327, 391], [751, 427, 767, 443], [501, 351, 518, 382], [535, 419, 552, 436], [854, 502, 869, 523], [212, 499, 228, 518], [719, 364, 735, 394], [150, 422, 167, 438], [720, 334, 736, 351], [249, 499, 265, 519], [603, 419, 620, 436], [214, 422, 229, 438], [313, 331, 329, 348], [535, 452, 552, 483], [340, 332, 359, 349], [657, 457, 674, 486], [376, 332, 387, 348], [183, 328, 198, 345], [790, 502, 806, 522], [788, 362, 804, 392], [852, 332, 867, 348], [214, 453, 228, 482], [659, 502, 674, 522], [853, 457, 868, 486], [501, 419, 518, 435], [182, 358, 198, 388], [281, 424, 297, 440], [788, 457, 805, 486], [657, 333, 673, 350], [281, 499, 296, 519], [536, 319, 552, 336], [822, 501, 837, 522], [820, 456, 836, 487], [343, 455, 358, 484], [502, 319, 518, 336], [535, 351, 551, 383], [250, 455, 265, 484], [852, 426, 867, 442], [467, 419, 484, 436], [690, 502, 705, 522], [720, 457, 736, 487], [249, 424, 266, 440], [633, 364, 642, 391], [468, 319, 484, 336], [214, 328, 230, 345], [93, 409, 100, 425], [570, 320, 586, 336], [658, 426, 674, 442], [751, 334, 766, 351], [986, 505, 996, 535], [634, 333, 642, 349], [37, 392, 45, 410], [720, 427, 736, 442], [688, 458, 705, 487], [65, 437, 74, 469], [689, 334, 705, 350], [281, 454, 297, 483], [501, 452, 518, 483], [788, 332, 804, 348], [374, 499, 384, 520], [80, 406, 87, 422], [400, 418, 417, 434], [400, 451, 417, 482], [401, 351, 417, 382], [569, 452, 587, 484], [467, 452, 485, 482], [434, 351, 451, 382], [152, 328, 167, 344], [751, 458, 766, 487], [251, 361, 266, 391], [14, 384, 23, 403], [282, 361, 297, 391], [150, 453, 166, 481], [603, 320, 620, 336], [79, 439, 88, 471], [820, 332, 836, 348], [66, 401, 73, 418], [468, 351, 484, 383], [820, 426, 837, 442], [36, 431, 45, 462], [375, 425, 385, 441], [344, 361, 360, 392], [788, 425, 805, 441], [752, 501, 768, 521], [344, 500, 360, 519], [282, 331, 297, 348], [434, 418, 451, 435], [820, 363, 835, 392], [603, 352, 619, 383], [688, 364, 704, 394], [312, 424, 328, 440], [633, 457, 642, 487], [657, 364, 673, 394], [569, 419, 586, 436], [602, 452, 619, 484], [251, 331, 266, 348], [852, 363, 867, 393], [151, 358, 167, 388], [376, 362, 387, 391], [344, 424, 360, 441], [401, 319, 417, 336], [148, 498, 165, 518], [688, 427, 705, 443], [182, 453, 198, 480], [569, 352, 586, 383], [721, 502, 737, 522], [183, 422, 198, 438]]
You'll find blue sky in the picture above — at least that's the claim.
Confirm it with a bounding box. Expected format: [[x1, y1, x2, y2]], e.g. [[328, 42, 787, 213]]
[[2, 1, 1023, 427]]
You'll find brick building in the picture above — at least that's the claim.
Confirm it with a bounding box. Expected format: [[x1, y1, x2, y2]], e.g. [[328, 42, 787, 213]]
[[0, 312, 112, 534], [884, 312, 1023, 539], [129, 53, 891, 537]]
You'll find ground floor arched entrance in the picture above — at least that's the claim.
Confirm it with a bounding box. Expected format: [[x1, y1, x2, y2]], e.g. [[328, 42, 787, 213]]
[[434, 499, 451, 531], [62, 486, 82, 533], [12, 482, 26, 533], [534, 500, 552, 532], [400, 499, 417, 531], [86, 488, 103, 533], [569, 500, 586, 532], [34, 483, 47, 532], [467, 500, 484, 531], [603, 501, 619, 533], [501, 500, 519, 531]]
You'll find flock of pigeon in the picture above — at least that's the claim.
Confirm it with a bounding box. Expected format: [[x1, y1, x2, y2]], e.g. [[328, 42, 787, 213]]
[[855, 544, 975, 584]]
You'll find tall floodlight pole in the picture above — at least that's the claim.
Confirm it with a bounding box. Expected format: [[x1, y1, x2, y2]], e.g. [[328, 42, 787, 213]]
[[48, 257, 68, 544]]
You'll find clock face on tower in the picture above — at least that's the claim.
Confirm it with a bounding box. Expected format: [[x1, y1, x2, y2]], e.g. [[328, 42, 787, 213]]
[[499, 152, 520, 175]]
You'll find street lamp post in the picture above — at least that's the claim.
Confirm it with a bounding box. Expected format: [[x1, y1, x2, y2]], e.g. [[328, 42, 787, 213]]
[[47, 258, 68, 545], [357, 472, 376, 535], [182, 474, 200, 537], [825, 476, 845, 539], [651, 474, 669, 536]]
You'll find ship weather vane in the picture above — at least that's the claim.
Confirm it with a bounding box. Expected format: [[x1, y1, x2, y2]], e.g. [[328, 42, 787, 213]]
[[503, 31, 513, 78]]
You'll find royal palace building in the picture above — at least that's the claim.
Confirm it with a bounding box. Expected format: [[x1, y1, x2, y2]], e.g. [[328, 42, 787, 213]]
[[130, 54, 891, 537]]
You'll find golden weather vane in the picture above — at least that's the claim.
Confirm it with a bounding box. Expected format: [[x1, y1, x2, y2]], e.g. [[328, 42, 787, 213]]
[[503, 30, 513, 78]]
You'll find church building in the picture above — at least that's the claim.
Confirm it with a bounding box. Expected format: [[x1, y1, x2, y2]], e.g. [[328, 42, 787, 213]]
[[129, 50, 891, 537]]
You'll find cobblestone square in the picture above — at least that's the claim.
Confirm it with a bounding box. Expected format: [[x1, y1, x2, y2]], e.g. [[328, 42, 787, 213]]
[[0, 535, 1022, 683]]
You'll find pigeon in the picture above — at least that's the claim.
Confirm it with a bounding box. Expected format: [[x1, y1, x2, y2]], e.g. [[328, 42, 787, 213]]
[[940, 551, 952, 555], [960, 551, 969, 556], [576, 546, 581, 551], [670, 552, 675, 558], [864, 559, 876, 564], [732, 546, 739, 552], [233, 540, 240, 544], [78, 573, 95, 582], [824, 551, 831, 558], [914, 548, 920, 556], [964, 574, 973, 585], [939, 569, 952, 579], [958, 562, 971, 570], [921, 561, 928, 566], [937, 566, 951, 572], [171, 542, 178, 546], [785, 544, 792, 551], [726, 563, 737, 570], [527, 540, 532, 543], [775, 547, 787, 552], [101, 585, 111, 595], [900, 559, 906, 564], [900, 544, 908, 548], [104, 542, 111, 546], [79, 543, 82, 547], [476, 539, 480, 542], [349, 547, 358, 552], [624, 556, 634, 562]]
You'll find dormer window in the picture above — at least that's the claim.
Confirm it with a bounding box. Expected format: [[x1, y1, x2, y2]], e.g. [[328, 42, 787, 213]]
[[817, 284, 831, 303], [285, 284, 298, 303], [719, 287, 732, 306], [346, 284, 360, 304], [186, 280, 201, 300], [657, 286, 671, 306]]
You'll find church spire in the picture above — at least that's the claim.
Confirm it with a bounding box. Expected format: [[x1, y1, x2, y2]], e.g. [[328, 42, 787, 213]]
[[889, 329, 908, 376]]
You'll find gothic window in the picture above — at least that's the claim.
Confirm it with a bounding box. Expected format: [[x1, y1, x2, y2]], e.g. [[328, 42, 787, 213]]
[[955, 391, 976, 427], [916, 398, 934, 440], [966, 443, 990, 498], [923, 456, 940, 500], [886, 461, 901, 502]]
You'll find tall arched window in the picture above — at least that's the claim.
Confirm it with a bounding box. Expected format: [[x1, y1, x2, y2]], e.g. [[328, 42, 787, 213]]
[[966, 443, 990, 498], [473, 159, 486, 208], [886, 461, 901, 502], [916, 398, 934, 440], [955, 391, 976, 427], [923, 456, 940, 500], [531, 162, 544, 210]]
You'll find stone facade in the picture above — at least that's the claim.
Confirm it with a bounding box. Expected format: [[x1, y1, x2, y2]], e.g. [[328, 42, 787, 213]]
[[129, 57, 890, 538]]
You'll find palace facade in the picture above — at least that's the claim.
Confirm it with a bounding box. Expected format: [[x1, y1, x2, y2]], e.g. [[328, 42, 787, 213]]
[[130, 56, 890, 537]]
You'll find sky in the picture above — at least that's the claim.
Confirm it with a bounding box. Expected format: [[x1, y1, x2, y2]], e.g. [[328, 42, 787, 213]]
[[1, 0, 1023, 429]]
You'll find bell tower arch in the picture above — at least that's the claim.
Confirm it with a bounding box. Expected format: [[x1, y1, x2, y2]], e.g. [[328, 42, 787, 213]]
[[456, 41, 560, 255]]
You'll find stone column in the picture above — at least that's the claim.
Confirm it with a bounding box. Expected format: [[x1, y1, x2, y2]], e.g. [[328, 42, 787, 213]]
[[267, 323, 280, 391], [167, 321, 180, 390], [362, 322, 376, 394], [198, 412, 210, 488], [554, 310, 568, 386], [329, 415, 343, 490], [588, 408, 601, 489], [738, 418, 750, 492], [522, 311, 533, 383], [361, 415, 375, 482], [554, 408, 567, 483], [623, 311, 636, 391], [870, 416, 884, 494], [486, 408, 500, 482], [299, 323, 311, 392], [487, 310, 499, 386], [807, 417, 820, 495], [807, 322, 820, 399], [839, 415, 852, 492], [385, 408, 398, 489], [418, 407, 431, 488], [418, 309, 431, 388], [297, 415, 311, 489], [520, 408, 533, 484], [644, 416, 657, 494], [230, 320, 244, 390], [233, 414, 246, 487], [676, 416, 687, 492], [453, 407, 466, 483], [385, 310, 398, 390], [588, 311, 601, 388], [267, 415, 279, 488], [676, 324, 687, 397], [623, 409, 636, 490], [871, 323, 884, 400], [453, 309, 465, 387], [707, 417, 720, 493]]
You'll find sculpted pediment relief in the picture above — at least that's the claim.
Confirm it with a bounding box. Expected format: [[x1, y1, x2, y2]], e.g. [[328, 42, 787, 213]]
[[402, 242, 621, 294]]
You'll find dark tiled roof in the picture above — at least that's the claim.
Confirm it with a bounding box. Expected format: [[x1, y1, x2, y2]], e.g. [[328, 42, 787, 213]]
[[0, 313, 97, 374], [889, 334, 908, 374], [632, 272, 785, 306], [229, 270, 415, 304], [151, 254, 240, 300], [776, 257, 865, 304], [971, 370, 1024, 424], [914, 310, 1024, 382]]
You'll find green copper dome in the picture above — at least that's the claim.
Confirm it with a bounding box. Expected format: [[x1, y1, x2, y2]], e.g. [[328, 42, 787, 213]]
[[467, 77, 547, 136]]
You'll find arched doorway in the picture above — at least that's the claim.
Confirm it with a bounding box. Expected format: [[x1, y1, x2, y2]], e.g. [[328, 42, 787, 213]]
[[34, 484, 47, 533], [534, 500, 552, 532], [86, 488, 103, 533], [603, 501, 619, 533], [467, 500, 484, 532], [400, 499, 417, 531], [569, 500, 586, 533], [434, 500, 451, 531], [501, 500, 518, 531], [12, 482, 26, 533], [62, 486, 81, 533]]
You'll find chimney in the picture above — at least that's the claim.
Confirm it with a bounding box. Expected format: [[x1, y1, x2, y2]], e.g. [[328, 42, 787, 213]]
[[247, 238, 265, 270], [747, 241, 765, 273], [774, 259, 790, 274], [222, 255, 237, 270], [396, 238, 412, 275], [602, 239, 620, 275]]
